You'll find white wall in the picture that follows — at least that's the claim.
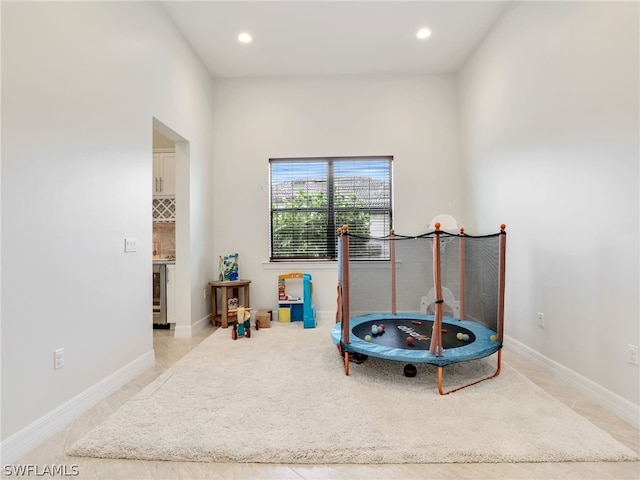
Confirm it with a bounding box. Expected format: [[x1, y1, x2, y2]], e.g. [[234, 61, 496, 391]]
[[1, 1, 215, 442], [459, 1, 639, 404], [4, 0, 636, 455], [211, 75, 462, 316]]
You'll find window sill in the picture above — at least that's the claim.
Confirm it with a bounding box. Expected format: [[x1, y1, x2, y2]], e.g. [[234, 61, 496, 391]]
[[262, 260, 337, 270], [262, 260, 398, 270]]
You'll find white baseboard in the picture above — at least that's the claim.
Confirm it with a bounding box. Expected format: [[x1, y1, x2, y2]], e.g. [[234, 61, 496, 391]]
[[505, 335, 639, 429], [268, 309, 335, 324], [0, 350, 155, 465], [173, 314, 211, 338], [191, 314, 212, 334], [176, 312, 332, 336]]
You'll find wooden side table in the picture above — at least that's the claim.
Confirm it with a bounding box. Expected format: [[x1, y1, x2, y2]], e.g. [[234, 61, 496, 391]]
[[209, 279, 251, 328]]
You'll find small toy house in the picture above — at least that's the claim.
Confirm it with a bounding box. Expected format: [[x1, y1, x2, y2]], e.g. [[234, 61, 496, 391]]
[[277, 272, 316, 328]]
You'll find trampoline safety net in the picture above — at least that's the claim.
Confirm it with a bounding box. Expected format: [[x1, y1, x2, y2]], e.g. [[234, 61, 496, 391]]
[[344, 231, 502, 334]]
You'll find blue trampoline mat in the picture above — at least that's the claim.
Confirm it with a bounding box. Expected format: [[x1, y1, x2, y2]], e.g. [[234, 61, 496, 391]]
[[332, 312, 501, 366]]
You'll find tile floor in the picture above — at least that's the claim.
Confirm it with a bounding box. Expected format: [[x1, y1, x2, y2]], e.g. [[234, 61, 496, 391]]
[[9, 324, 639, 480]]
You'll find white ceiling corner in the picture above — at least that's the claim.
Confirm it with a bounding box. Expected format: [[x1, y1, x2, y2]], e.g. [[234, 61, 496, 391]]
[[160, 1, 511, 79]]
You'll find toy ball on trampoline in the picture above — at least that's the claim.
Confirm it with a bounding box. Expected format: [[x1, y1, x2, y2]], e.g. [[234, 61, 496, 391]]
[[456, 332, 463, 340], [406, 336, 414, 346], [457, 332, 470, 342], [490, 335, 498, 342], [364, 334, 372, 342], [371, 325, 379, 335], [404, 364, 417, 377]]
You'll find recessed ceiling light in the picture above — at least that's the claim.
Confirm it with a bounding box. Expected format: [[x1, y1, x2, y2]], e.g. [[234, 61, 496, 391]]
[[416, 28, 432, 40], [238, 32, 252, 44]]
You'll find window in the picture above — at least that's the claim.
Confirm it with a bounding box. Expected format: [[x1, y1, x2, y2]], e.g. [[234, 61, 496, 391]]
[[269, 156, 393, 261]]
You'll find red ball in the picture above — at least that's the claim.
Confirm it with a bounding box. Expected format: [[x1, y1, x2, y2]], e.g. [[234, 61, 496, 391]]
[[379, 324, 385, 331], [406, 336, 414, 346]]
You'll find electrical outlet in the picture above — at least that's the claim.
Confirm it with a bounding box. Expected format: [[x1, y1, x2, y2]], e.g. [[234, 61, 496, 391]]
[[203, 288, 208, 300], [54, 348, 64, 369], [537, 312, 545, 328], [628, 345, 639, 366]]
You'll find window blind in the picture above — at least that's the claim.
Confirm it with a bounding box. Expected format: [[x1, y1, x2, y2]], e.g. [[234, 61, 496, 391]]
[[269, 156, 393, 260]]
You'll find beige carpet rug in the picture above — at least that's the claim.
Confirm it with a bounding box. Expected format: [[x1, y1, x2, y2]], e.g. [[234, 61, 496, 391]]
[[68, 319, 637, 464]]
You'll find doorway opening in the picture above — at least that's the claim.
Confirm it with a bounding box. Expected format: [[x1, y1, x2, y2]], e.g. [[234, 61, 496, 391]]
[[152, 118, 190, 337]]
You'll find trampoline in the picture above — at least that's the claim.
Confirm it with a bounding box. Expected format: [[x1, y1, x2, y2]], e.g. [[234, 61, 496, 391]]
[[331, 313, 501, 366], [333, 222, 507, 395]]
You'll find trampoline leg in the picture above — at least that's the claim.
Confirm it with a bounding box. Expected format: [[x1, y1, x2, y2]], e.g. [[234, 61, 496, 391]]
[[337, 344, 350, 376], [437, 349, 502, 395]]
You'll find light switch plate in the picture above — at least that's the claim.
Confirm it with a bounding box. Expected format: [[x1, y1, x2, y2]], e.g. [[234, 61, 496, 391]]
[[124, 237, 137, 253], [54, 348, 64, 369]]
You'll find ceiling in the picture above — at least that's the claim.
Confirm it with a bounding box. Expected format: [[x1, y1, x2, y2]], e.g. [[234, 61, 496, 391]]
[[161, 1, 511, 79]]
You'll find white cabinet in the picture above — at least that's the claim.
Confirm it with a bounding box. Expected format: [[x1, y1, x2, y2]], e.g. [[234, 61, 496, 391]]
[[166, 264, 176, 324], [152, 150, 175, 196]]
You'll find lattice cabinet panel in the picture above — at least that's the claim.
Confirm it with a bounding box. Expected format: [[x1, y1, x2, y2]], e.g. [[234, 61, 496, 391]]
[[153, 197, 176, 222]]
